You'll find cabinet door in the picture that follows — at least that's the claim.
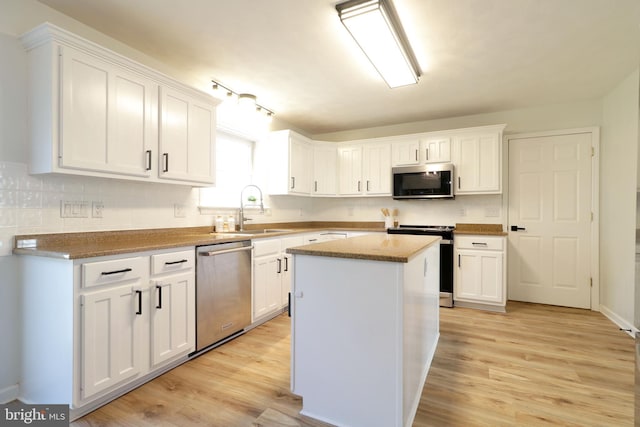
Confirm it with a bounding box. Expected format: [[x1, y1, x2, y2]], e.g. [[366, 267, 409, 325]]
[[289, 135, 312, 194], [281, 236, 304, 307], [253, 254, 282, 319], [159, 87, 215, 184], [338, 146, 363, 195], [454, 133, 501, 194], [60, 46, 154, 177], [391, 140, 420, 166], [151, 273, 195, 366], [81, 284, 143, 399], [312, 145, 337, 196], [455, 249, 503, 303], [363, 143, 391, 195], [421, 137, 451, 163]]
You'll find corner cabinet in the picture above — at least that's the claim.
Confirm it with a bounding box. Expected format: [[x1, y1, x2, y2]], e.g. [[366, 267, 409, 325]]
[[451, 125, 505, 194], [20, 23, 218, 186], [18, 247, 195, 421], [454, 235, 506, 311]]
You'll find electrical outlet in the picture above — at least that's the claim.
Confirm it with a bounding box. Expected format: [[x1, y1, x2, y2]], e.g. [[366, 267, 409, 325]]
[[458, 207, 467, 217], [174, 204, 186, 218], [92, 201, 104, 218]]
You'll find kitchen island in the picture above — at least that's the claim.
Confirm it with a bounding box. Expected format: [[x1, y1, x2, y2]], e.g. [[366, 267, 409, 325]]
[[287, 234, 440, 427]]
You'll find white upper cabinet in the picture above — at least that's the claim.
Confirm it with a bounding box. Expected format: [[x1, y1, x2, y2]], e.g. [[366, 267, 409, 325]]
[[21, 23, 218, 186], [338, 142, 391, 196], [391, 139, 420, 166], [451, 125, 505, 194], [392, 136, 450, 166], [312, 143, 337, 196], [363, 143, 392, 195], [159, 87, 216, 184], [266, 130, 313, 195], [60, 47, 155, 177], [338, 145, 363, 195], [421, 136, 451, 163]]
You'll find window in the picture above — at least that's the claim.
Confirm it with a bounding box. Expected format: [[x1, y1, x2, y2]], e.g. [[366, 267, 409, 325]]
[[200, 131, 254, 207]]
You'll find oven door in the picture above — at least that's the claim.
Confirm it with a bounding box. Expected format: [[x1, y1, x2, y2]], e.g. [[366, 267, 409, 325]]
[[392, 164, 454, 199]]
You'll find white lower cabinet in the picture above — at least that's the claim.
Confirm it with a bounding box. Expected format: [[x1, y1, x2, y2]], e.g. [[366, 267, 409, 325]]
[[252, 236, 304, 322], [149, 250, 196, 366], [18, 247, 195, 420], [454, 235, 506, 310]]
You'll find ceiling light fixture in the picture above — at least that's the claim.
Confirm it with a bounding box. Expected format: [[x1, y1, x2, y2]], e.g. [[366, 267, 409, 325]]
[[336, 0, 420, 88], [211, 80, 275, 120]]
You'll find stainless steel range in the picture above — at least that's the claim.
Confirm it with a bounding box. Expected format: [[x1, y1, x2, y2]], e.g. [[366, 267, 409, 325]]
[[387, 225, 454, 307]]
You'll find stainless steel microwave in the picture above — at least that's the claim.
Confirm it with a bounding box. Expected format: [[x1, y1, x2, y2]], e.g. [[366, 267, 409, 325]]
[[392, 163, 454, 199]]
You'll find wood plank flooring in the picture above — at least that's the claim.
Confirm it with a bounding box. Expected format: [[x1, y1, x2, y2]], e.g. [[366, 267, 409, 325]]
[[72, 302, 634, 427]]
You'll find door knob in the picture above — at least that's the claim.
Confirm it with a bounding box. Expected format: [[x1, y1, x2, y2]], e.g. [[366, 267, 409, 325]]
[[510, 225, 526, 231]]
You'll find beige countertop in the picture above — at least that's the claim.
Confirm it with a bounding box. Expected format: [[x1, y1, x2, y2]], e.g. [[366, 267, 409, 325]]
[[287, 234, 441, 263], [12, 223, 385, 260], [454, 223, 507, 236]]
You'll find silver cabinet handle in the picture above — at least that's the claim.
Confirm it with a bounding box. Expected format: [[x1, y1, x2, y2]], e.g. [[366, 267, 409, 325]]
[[146, 150, 152, 171], [162, 153, 169, 172], [415, 149, 418, 161], [426, 148, 429, 161], [472, 242, 488, 247], [291, 177, 295, 189], [199, 246, 253, 256]]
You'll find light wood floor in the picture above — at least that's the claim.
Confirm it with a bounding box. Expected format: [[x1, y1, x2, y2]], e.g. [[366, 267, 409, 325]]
[[72, 302, 634, 427]]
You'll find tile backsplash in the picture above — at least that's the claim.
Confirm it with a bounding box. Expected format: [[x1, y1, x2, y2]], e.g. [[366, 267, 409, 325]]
[[0, 161, 211, 256]]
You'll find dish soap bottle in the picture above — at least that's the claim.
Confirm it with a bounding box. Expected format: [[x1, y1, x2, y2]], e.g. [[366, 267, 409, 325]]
[[227, 215, 236, 232]]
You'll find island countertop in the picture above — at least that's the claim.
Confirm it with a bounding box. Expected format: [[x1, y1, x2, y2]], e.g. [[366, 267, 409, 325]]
[[286, 234, 440, 263]]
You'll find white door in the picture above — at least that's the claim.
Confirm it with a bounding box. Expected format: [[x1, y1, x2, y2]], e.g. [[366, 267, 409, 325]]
[[508, 131, 594, 308]]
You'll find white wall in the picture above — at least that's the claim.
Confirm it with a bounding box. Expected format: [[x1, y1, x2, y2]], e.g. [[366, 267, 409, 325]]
[[600, 69, 639, 327]]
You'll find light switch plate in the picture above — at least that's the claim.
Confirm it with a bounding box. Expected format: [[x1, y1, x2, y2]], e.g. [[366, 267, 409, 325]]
[[61, 200, 89, 218]]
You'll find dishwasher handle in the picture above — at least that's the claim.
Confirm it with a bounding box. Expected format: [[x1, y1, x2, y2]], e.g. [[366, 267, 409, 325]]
[[198, 245, 254, 256]]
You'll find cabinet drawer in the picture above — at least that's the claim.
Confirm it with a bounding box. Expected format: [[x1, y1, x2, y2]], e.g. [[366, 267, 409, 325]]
[[82, 256, 146, 288], [253, 239, 282, 257], [151, 249, 195, 275], [455, 235, 504, 250]]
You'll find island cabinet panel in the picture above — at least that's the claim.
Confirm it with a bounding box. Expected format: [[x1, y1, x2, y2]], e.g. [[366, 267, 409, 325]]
[[290, 242, 439, 427]]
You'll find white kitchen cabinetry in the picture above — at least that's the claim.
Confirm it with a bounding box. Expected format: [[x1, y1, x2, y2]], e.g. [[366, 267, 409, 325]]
[[20, 23, 218, 186], [421, 136, 451, 163], [338, 143, 391, 196], [391, 139, 420, 166], [454, 235, 506, 311], [451, 125, 505, 194], [149, 250, 196, 366], [18, 247, 195, 420], [312, 143, 337, 196], [392, 137, 450, 166], [159, 87, 216, 184], [252, 236, 304, 322], [266, 130, 313, 195]]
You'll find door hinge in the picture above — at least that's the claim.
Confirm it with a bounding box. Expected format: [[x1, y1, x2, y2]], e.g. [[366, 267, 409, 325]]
[[591, 147, 595, 157], [591, 212, 594, 222], [590, 278, 593, 287]]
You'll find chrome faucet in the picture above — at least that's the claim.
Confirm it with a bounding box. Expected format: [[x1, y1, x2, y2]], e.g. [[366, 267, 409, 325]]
[[239, 184, 264, 231]]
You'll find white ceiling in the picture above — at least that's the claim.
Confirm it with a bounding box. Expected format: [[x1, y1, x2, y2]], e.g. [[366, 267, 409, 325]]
[[37, 0, 640, 135]]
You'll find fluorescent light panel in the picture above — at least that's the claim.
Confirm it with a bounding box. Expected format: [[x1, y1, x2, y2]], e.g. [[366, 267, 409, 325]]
[[337, 0, 420, 88]]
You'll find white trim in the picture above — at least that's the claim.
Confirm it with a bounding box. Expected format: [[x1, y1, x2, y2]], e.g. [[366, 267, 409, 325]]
[[0, 384, 19, 404], [503, 127, 600, 311], [599, 304, 637, 338]]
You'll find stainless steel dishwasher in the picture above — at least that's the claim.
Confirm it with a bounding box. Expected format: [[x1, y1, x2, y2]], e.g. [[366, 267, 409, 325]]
[[194, 240, 252, 354]]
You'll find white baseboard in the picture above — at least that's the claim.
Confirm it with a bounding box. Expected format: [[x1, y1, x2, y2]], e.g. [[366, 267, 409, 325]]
[[0, 384, 19, 404], [599, 304, 637, 338]]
